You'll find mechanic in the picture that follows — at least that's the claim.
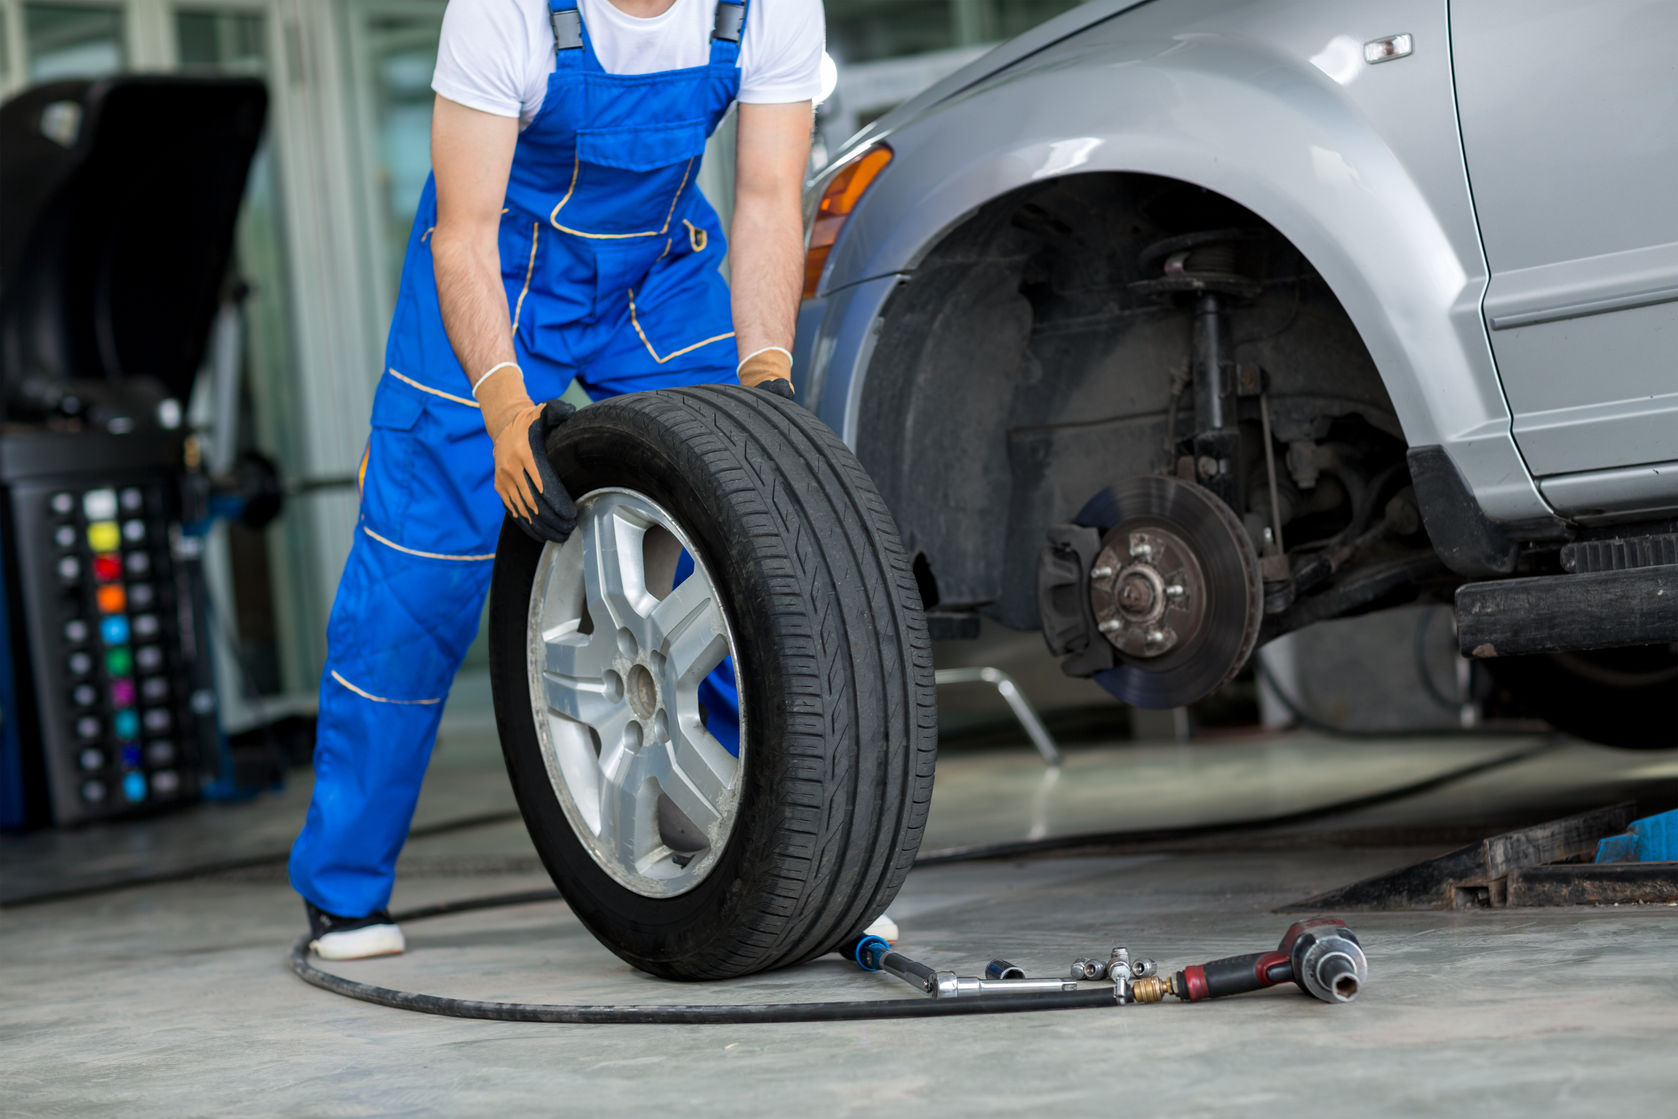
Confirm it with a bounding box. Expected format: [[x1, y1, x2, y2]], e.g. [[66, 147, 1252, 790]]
[[290, 0, 824, 960]]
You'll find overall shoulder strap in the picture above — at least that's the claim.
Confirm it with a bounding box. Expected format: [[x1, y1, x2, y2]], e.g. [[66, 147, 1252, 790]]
[[709, 0, 746, 67]]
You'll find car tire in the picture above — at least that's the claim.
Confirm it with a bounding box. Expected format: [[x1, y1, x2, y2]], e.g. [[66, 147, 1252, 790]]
[[1483, 645, 1678, 750], [488, 385, 937, 979]]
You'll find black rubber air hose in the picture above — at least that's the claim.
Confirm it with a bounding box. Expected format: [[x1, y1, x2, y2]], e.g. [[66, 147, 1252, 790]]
[[285, 742, 1549, 1024], [287, 891, 1118, 1024]]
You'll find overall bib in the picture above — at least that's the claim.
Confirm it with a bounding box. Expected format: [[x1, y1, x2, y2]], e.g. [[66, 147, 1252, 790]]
[[291, 0, 749, 918]]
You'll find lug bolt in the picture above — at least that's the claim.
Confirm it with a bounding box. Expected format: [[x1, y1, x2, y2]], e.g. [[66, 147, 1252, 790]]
[[1099, 619, 1122, 633], [1145, 628, 1167, 647], [1090, 565, 1115, 580], [1130, 541, 1153, 559], [1165, 584, 1185, 599]]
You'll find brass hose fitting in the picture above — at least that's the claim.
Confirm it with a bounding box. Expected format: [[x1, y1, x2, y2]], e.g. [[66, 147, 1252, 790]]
[[1131, 975, 1173, 1003]]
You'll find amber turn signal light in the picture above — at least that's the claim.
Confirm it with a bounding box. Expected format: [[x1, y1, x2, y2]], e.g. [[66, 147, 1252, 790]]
[[803, 144, 892, 300]]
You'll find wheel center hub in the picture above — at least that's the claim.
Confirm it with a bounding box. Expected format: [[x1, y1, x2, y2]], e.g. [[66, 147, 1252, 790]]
[[626, 662, 658, 721], [1089, 524, 1207, 661], [1115, 565, 1166, 624]]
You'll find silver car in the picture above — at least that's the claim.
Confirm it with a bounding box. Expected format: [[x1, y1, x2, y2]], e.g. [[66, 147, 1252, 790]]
[[793, 0, 1677, 747]]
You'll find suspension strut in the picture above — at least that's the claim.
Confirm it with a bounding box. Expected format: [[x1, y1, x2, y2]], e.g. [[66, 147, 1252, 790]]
[[1191, 289, 1242, 509], [1130, 227, 1265, 510]]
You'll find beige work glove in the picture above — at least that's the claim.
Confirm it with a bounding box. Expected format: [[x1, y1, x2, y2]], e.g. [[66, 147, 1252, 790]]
[[478, 368, 576, 542], [738, 347, 794, 397]]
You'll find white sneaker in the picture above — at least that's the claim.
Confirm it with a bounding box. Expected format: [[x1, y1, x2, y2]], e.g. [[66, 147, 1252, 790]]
[[863, 913, 900, 945], [306, 902, 406, 960]]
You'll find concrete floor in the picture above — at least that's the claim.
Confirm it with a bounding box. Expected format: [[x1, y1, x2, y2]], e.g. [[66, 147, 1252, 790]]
[[4, 685, 1676, 1116]]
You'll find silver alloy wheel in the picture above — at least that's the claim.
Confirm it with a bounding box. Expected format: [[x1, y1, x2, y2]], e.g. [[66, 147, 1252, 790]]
[[525, 488, 745, 898]]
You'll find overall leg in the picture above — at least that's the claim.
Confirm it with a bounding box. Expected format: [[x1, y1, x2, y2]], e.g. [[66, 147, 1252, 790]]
[[289, 376, 505, 917]]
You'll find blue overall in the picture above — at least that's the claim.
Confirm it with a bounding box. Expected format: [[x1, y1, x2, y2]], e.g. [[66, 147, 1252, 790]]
[[290, 0, 749, 918]]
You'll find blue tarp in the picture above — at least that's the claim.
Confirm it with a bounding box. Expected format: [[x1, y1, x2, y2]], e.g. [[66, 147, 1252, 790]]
[[1595, 809, 1678, 863]]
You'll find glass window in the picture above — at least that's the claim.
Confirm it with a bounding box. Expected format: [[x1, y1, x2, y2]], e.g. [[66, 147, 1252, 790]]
[[176, 8, 265, 69], [23, 3, 125, 81], [828, 0, 959, 62], [818, 0, 1087, 150], [987, 0, 1086, 42], [174, 8, 301, 695], [1, 6, 12, 90], [362, 13, 442, 304], [826, 0, 1085, 64]]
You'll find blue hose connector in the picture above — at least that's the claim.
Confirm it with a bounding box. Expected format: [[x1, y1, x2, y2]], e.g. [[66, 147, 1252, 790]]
[[853, 934, 891, 971]]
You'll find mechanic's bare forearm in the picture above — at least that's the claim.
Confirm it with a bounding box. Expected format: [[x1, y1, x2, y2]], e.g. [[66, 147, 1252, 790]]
[[431, 230, 528, 434], [728, 188, 804, 359], [429, 96, 526, 435], [729, 101, 813, 364]]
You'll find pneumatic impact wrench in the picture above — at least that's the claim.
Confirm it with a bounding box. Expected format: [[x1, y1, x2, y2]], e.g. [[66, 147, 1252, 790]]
[[1131, 917, 1369, 1005]]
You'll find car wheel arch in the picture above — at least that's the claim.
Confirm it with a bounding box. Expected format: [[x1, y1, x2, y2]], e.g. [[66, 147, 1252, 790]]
[[817, 50, 1552, 538]]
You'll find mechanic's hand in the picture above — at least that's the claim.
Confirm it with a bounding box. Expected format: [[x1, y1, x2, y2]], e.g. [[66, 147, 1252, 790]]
[[491, 398, 577, 543], [757, 378, 796, 401]]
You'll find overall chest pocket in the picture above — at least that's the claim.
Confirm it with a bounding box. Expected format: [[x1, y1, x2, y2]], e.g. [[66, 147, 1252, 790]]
[[550, 119, 710, 239]]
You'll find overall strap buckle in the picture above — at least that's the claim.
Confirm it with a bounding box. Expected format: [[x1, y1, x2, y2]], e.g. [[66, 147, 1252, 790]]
[[550, 2, 582, 51], [712, 0, 745, 44]]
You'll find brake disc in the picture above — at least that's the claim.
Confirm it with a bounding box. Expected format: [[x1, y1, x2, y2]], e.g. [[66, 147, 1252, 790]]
[[1074, 476, 1262, 709]]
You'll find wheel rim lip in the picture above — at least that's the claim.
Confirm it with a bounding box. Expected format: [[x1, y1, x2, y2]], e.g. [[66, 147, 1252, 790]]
[[525, 486, 747, 899]]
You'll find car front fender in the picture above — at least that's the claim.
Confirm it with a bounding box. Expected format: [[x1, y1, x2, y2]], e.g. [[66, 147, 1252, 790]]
[[810, 0, 1554, 526]]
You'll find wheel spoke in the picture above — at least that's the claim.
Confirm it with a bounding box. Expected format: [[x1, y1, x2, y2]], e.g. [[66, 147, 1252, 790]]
[[599, 745, 660, 868], [660, 574, 728, 685], [663, 723, 735, 829], [651, 572, 717, 643], [543, 628, 612, 679], [541, 648, 619, 730], [590, 705, 636, 759], [548, 726, 604, 834], [581, 502, 654, 640], [652, 740, 726, 836]]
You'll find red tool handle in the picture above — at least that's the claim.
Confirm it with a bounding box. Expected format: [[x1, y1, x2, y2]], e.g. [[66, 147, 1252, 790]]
[[1173, 951, 1292, 1001]]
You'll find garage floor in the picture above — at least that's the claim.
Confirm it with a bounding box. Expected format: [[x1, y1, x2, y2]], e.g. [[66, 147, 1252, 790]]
[[4, 675, 1675, 1117]]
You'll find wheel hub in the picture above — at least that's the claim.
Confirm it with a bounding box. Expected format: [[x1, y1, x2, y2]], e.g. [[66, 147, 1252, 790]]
[[1091, 527, 1207, 659], [1070, 476, 1263, 709], [625, 660, 659, 722]]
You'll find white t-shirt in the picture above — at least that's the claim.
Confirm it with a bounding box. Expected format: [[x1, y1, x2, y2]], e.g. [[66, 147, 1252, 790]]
[[433, 0, 825, 129]]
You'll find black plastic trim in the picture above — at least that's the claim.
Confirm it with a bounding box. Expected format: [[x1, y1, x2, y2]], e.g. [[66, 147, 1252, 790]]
[[924, 612, 981, 641], [1407, 446, 1566, 577], [1562, 533, 1678, 573]]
